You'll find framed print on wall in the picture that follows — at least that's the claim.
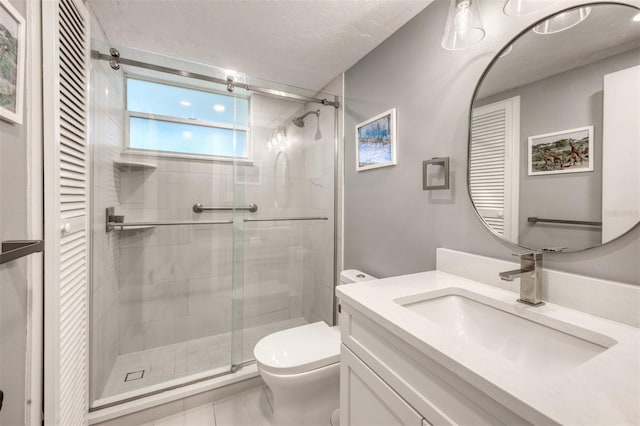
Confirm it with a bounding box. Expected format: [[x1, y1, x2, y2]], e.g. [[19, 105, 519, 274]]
[[528, 126, 594, 176], [0, 0, 25, 125], [356, 108, 396, 171]]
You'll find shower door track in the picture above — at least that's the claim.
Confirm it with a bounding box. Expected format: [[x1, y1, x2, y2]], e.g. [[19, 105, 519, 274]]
[[91, 49, 340, 108], [89, 360, 257, 412]]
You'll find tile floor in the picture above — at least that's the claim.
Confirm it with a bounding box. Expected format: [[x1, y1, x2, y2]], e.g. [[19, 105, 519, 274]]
[[140, 386, 274, 426], [102, 317, 307, 398]]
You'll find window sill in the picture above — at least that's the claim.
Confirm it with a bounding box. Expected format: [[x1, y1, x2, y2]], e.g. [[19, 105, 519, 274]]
[[120, 149, 255, 166]]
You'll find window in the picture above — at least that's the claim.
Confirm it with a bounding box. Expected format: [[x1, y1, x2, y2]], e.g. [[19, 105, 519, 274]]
[[125, 77, 250, 158]]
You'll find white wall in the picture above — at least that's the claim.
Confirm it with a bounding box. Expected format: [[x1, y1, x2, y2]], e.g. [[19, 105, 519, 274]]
[[344, 0, 640, 285]]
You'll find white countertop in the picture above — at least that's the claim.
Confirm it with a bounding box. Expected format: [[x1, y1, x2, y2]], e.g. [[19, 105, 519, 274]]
[[336, 270, 640, 425]]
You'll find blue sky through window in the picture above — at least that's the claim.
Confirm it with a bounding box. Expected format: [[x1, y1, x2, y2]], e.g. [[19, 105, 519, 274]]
[[129, 116, 247, 158], [127, 78, 249, 125], [127, 78, 249, 158]]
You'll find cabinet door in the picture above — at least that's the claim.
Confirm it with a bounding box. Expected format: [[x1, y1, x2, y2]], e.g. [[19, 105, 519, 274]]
[[341, 345, 424, 426]]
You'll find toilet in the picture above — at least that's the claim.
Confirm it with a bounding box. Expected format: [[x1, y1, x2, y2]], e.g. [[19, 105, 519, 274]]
[[254, 269, 376, 426]]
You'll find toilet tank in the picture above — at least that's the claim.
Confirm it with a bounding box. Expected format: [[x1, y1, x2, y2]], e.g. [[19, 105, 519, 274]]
[[339, 269, 376, 285]]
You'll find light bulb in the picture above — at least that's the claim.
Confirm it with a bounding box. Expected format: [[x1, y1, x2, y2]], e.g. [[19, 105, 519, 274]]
[[454, 0, 472, 32], [504, 0, 556, 17], [534, 7, 591, 35]]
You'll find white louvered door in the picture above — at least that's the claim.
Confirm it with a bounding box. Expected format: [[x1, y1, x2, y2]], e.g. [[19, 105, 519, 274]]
[[470, 97, 520, 240], [43, 0, 90, 424]]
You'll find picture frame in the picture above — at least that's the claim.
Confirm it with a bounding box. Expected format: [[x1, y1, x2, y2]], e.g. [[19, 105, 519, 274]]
[[0, 0, 25, 125], [355, 108, 396, 171], [528, 126, 594, 176]]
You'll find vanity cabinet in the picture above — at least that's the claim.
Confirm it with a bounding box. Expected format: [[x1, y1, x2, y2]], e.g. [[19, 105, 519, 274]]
[[341, 346, 426, 426], [339, 304, 533, 426]]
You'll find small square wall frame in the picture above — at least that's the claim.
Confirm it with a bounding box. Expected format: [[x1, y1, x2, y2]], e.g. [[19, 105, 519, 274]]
[[423, 157, 450, 190]]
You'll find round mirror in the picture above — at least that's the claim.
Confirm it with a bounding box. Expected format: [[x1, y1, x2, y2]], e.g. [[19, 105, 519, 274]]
[[468, 3, 640, 252]]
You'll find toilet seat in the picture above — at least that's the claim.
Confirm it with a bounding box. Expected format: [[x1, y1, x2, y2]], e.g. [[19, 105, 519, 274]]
[[254, 321, 340, 375]]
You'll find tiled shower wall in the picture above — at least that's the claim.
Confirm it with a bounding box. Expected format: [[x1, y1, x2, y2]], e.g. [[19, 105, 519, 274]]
[[298, 101, 337, 324], [242, 95, 312, 330], [116, 159, 236, 353], [89, 30, 124, 399]]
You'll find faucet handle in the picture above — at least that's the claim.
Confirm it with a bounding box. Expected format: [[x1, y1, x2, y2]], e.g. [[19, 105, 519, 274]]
[[511, 251, 541, 258]]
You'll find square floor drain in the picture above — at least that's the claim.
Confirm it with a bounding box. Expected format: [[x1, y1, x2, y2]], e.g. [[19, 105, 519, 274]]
[[124, 370, 145, 382]]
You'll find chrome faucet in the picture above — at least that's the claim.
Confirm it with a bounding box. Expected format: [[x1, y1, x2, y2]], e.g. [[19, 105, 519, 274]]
[[499, 252, 544, 306]]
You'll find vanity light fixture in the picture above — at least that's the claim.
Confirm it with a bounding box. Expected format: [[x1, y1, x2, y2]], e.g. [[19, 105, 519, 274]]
[[533, 7, 591, 34], [503, 0, 556, 16], [441, 0, 485, 50]]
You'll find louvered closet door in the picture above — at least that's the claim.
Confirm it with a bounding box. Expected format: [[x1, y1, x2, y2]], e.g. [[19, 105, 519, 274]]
[[43, 0, 91, 424], [470, 97, 520, 240]]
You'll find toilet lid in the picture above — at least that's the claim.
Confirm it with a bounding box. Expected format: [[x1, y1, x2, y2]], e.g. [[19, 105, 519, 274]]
[[254, 321, 340, 375]]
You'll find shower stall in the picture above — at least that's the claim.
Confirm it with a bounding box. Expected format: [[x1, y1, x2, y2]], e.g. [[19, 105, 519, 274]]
[[89, 42, 338, 408]]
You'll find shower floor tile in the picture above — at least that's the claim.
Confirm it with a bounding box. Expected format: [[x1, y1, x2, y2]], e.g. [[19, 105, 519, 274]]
[[101, 317, 308, 399]]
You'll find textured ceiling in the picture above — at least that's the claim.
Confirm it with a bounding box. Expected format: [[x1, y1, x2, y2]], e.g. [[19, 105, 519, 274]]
[[478, 4, 640, 98], [87, 0, 433, 91]]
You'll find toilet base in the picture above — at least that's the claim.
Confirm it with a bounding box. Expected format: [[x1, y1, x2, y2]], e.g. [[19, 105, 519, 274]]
[[258, 362, 340, 426]]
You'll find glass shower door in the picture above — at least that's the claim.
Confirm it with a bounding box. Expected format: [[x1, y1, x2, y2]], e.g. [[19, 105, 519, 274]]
[[88, 42, 338, 407], [230, 81, 338, 365], [230, 82, 249, 372], [89, 44, 248, 406]]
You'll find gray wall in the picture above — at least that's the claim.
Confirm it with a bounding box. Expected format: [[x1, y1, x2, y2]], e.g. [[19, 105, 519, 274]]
[[0, 0, 30, 424], [477, 48, 640, 250], [344, 0, 640, 285]]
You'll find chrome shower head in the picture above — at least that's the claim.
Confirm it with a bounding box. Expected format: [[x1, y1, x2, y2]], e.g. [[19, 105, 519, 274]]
[[292, 109, 320, 128]]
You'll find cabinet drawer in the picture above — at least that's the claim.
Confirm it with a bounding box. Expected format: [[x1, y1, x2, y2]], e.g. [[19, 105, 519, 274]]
[[341, 345, 425, 426], [341, 306, 532, 425]]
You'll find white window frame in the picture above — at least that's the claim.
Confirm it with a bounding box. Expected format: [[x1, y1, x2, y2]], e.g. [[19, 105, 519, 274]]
[[123, 74, 252, 162]]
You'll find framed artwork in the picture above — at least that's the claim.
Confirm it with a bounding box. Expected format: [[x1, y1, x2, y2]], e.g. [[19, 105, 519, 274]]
[[0, 0, 25, 125], [528, 126, 594, 176], [355, 108, 396, 171]]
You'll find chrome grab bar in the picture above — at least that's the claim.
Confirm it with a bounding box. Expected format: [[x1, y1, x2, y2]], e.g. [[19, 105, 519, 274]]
[[0, 240, 44, 265], [106, 207, 234, 232], [244, 217, 328, 223], [193, 203, 258, 213], [527, 217, 602, 227]]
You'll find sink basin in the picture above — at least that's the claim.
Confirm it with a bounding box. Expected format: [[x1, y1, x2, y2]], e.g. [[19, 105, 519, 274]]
[[398, 289, 615, 375]]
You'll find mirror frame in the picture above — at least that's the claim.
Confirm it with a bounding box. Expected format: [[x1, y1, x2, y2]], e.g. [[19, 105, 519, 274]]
[[466, 1, 640, 253]]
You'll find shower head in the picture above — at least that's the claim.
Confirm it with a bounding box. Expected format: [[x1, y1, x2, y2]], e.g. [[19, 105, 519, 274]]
[[292, 109, 320, 128]]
